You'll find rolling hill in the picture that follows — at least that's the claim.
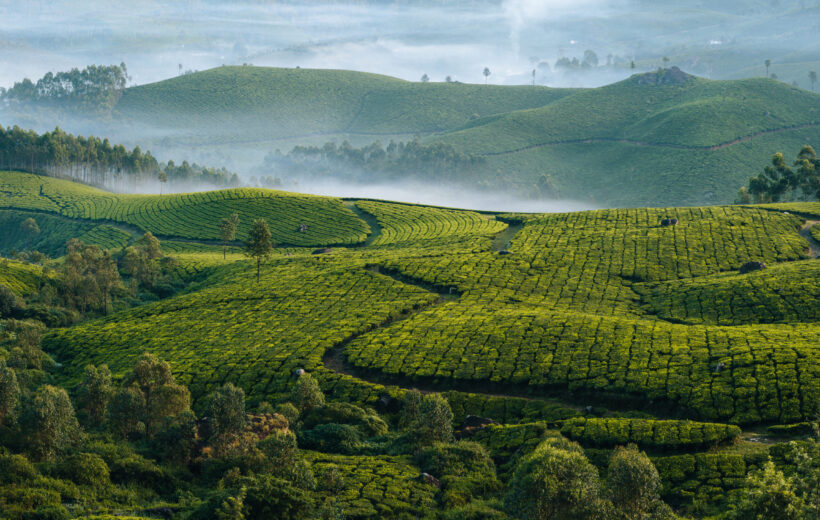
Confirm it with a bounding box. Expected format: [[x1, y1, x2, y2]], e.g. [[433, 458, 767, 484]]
[[433, 69, 820, 206], [108, 66, 820, 207], [2, 170, 819, 515], [4, 65, 817, 207]]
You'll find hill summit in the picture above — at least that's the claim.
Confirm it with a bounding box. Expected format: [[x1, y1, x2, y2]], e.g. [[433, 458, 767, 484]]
[[633, 66, 696, 86]]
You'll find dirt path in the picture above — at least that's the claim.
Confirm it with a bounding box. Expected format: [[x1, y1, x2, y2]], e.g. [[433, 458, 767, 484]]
[[479, 122, 820, 157], [491, 219, 523, 251], [344, 201, 383, 246], [798, 220, 820, 258]]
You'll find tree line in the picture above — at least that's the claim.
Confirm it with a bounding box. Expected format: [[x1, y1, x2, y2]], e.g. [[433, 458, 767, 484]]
[[0, 125, 240, 191], [0, 64, 129, 115], [737, 146, 820, 203], [263, 138, 486, 184]]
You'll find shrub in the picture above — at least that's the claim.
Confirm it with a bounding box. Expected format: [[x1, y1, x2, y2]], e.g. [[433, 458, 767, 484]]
[[54, 452, 109, 488], [415, 441, 495, 478], [0, 453, 38, 483], [299, 423, 365, 454], [299, 402, 387, 437], [243, 475, 315, 520]]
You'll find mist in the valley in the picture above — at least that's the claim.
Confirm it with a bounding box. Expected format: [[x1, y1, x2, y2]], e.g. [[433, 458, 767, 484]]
[[288, 179, 597, 213], [1, 0, 819, 210]]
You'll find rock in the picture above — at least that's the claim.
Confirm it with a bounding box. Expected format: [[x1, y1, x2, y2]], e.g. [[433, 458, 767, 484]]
[[293, 368, 306, 377], [739, 261, 766, 274], [420, 472, 441, 488], [456, 415, 498, 438], [376, 394, 400, 413], [298, 223, 308, 232]]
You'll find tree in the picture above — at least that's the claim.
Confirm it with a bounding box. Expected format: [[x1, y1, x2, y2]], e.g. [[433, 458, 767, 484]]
[[421, 74, 430, 83], [729, 461, 804, 520], [445, 75, 453, 83], [400, 389, 423, 429], [662, 56, 670, 67], [505, 441, 604, 520], [0, 284, 25, 318], [208, 382, 247, 439], [219, 213, 240, 259], [245, 219, 273, 283], [583, 50, 599, 67], [291, 373, 325, 413], [810, 71, 817, 91], [20, 217, 39, 249], [78, 364, 113, 426], [108, 384, 146, 438], [21, 385, 81, 460], [740, 146, 820, 203], [0, 360, 20, 425], [414, 394, 453, 444], [215, 486, 247, 520], [608, 445, 670, 519], [158, 170, 167, 195], [483, 67, 491, 85], [122, 352, 191, 437], [765, 59, 771, 77]]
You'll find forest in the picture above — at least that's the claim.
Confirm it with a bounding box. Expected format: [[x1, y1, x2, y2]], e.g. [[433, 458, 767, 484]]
[[0, 126, 240, 192]]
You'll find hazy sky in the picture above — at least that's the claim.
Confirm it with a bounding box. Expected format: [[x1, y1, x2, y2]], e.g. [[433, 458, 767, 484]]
[[2, 0, 817, 90]]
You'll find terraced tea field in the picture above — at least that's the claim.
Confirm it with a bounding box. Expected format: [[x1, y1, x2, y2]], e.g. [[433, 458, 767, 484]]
[[4, 171, 818, 511], [0, 171, 368, 246]]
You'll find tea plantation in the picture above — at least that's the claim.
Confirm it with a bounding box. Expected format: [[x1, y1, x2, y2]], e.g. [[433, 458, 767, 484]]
[[4, 171, 819, 515]]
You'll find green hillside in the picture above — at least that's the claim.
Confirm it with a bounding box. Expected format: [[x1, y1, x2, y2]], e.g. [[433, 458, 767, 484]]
[[107, 66, 820, 207], [2, 172, 819, 516], [116, 66, 576, 143], [0, 171, 369, 246], [434, 71, 820, 206]]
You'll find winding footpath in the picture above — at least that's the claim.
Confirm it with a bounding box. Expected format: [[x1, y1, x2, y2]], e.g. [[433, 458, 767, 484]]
[[798, 220, 820, 258]]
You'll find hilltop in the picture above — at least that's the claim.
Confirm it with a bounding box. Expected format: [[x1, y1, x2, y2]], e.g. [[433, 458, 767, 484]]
[[434, 70, 820, 206], [115, 66, 576, 143]]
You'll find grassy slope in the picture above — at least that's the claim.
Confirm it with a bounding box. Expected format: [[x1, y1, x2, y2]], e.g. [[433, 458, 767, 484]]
[[22, 176, 817, 511], [35, 174, 820, 426], [116, 66, 577, 142], [114, 66, 820, 207], [434, 75, 820, 206], [0, 171, 369, 246]]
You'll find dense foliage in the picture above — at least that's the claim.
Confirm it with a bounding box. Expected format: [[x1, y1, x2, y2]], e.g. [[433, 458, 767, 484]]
[[267, 139, 487, 186], [737, 146, 820, 203], [0, 125, 240, 191], [0, 64, 129, 114]]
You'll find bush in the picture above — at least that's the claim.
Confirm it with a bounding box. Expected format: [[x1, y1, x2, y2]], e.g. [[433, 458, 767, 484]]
[[108, 455, 172, 493], [243, 475, 315, 519], [299, 402, 387, 437], [415, 441, 495, 478], [0, 454, 38, 483], [54, 452, 109, 488], [21, 505, 71, 520], [299, 423, 366, 454]]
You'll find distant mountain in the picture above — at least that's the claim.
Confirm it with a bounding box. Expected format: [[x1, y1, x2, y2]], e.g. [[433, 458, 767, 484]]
[[4, 65, 818, 207], [433, 68, 820, 206]]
